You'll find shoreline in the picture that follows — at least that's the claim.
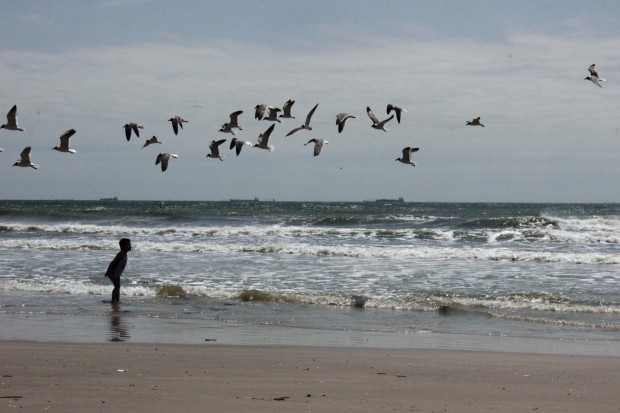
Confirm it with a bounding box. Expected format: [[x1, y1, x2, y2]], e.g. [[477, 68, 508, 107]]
[[2, 340, 619, 412], [2, 311, 620, 358]]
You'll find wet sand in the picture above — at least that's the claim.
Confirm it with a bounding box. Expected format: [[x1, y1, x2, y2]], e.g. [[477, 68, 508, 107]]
[[1, 341, 619, 412]]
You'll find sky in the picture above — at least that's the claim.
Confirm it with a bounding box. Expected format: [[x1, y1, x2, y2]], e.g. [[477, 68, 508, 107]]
[[1, 0, 620, 202]]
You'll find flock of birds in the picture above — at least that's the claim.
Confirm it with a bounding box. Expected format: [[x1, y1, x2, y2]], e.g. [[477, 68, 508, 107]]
[[1, 64, 605, 172]]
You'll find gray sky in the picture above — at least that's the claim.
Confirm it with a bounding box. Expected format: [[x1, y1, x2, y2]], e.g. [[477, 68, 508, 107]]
[[1, 0, 619, 202]]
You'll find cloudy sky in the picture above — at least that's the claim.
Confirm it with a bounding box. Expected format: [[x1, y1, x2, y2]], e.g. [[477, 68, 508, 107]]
[[1, 0, 619, 202]]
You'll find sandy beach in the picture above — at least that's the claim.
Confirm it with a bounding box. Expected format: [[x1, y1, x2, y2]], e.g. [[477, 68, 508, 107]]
[[1, 341, 618, 412]]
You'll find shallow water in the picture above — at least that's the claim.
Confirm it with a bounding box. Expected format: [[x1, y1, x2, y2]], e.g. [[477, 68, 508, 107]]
[[1, 200, 619, 355]]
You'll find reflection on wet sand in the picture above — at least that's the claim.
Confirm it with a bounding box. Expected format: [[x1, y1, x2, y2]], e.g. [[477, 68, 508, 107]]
[[109, 306, 131, 342]]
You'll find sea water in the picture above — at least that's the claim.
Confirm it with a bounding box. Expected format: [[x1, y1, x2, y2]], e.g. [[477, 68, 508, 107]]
[[1, 200, 619, 355]]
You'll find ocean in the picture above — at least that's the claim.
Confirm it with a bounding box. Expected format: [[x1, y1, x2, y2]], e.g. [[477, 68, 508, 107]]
[[1, 200, 619, 355]]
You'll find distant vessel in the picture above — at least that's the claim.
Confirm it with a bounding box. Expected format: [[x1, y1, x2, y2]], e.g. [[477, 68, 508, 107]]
[[99, 196, 118, 202], [229, 198, 259, 202], [363, 197, 405, 203]]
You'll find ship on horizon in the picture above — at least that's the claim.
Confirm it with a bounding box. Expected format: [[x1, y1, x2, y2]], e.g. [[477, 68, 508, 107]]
[[229, 197, 260, 203], [363, 196, 405, 203]]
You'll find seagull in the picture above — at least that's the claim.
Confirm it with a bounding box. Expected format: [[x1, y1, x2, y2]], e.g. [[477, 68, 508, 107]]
[[304, 138, 328, 156], [155, 152, 178, 172], [263, 106, 282, 122], [219, 110, 243, 135], [206, 139, 226, 161], [255, 104, 269, 120], [168, 116, 188, 135], [13, 146, 38, 169], [286, 103, 319, 136], [230, 137, 252, 156], [367, 106, 394, 131], [123, 123, 143, 141], [387, 104, 407, 123], [396, 147, 419, 166], [218, 123, 237, 135], [1, 105, 24, 131], [254, 123, 275, 152], [52, 129, 77, 153], [336, 113, 356, 133], [585, 64, 605, 88], [142, 136, 162, 148], [279, 99, 295, 119], [466, 117, 485, 127]]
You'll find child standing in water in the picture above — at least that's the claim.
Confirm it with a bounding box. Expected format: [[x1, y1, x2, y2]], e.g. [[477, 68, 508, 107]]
[[105, 238, 132, 305]]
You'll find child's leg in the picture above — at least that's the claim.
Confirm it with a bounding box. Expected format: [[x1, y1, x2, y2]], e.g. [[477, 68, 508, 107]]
[[111, 276, 121, 304], [112, 287, 120, 304]]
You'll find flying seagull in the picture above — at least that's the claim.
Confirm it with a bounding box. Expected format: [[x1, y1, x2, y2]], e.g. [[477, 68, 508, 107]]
[[52, 129, 77, 153], [230, 137, 252, 156], [396, 147, 419, 166], [263, 106, 282, 122], [585, 64, 605, 88], [1, 105, 24, 131], [336, 113, 356, 133], [155, 152, 178, 172], [254, 123, 275, 152], [123, 122, 143, 141], [206, 139, 226, 161], [286, 103, 319, 136], [255, 104, 269, 120], [218, 123, 236, 135], [13, 146, 38, 169], [466, 116, 485, 127], [169, 116, 188, 135], [219, 110, 243, 135], [386, 104, 406, 123], [367, 106, 394, 132], [304, 138, 328, 156], [142, 136, 162, 148], [279, 99, 295, 119]]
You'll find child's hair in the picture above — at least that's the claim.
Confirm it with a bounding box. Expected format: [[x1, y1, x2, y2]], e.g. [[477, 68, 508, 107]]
[[119, 238, 131, 248]]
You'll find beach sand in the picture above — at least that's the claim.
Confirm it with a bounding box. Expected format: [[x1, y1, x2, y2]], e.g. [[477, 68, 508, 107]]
[[1, 341, 619, 412]]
